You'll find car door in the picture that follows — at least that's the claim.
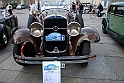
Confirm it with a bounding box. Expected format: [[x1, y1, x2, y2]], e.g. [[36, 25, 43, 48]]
[[114, 6, 124, 36], [108, 5, 116, 32]]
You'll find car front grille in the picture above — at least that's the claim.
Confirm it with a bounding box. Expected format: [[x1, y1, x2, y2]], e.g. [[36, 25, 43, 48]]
[[44, 18, 68, 53]]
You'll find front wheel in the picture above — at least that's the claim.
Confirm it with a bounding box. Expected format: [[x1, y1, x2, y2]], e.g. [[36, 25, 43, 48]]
[[13, 44, 28, 66], [81, 41, 90, 67], [102, 21, 107, 34], [1, 30, 8, 48], [13, 42, 36, 66]]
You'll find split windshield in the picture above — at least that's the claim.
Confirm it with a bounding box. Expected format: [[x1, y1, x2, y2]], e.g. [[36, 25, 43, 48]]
[[40, 0, 70, 10]]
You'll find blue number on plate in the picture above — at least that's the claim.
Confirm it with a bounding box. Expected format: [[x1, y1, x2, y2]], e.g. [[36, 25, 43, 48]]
[[46, 32, 65, 41]]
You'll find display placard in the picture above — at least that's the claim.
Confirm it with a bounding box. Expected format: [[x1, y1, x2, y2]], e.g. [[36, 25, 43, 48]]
[[43, 61, 61, 83]]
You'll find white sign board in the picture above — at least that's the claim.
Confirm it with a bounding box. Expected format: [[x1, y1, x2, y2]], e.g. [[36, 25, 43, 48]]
[[43, 61, 61, 83]]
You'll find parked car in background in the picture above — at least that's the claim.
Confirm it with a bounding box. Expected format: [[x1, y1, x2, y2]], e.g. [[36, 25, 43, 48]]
[[0, 9, 18, 48], [12, 1, 100, 67], [102, 2, 124, 44], [16, 4, 26, 10]]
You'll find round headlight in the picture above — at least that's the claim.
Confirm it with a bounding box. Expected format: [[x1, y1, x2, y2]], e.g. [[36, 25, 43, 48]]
[[29, 22, 44, 37], [67, 22, 81, 36]]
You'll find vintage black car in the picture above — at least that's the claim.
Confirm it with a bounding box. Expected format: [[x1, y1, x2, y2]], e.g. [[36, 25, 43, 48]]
[[12, 6, 100, 67], [0, 9, 18, 48]]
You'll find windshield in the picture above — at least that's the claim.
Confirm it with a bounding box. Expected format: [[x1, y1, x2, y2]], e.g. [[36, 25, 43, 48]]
[[41, 8, 71, 18], [40, 0, 70, 10]]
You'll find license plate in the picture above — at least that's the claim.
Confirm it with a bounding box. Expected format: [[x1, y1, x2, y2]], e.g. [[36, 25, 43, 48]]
[[61, 63, 65, 68], [46, 32, 65, 41]]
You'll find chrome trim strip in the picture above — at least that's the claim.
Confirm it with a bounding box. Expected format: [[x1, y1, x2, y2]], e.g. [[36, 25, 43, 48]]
[[44, 28, 66, 29]]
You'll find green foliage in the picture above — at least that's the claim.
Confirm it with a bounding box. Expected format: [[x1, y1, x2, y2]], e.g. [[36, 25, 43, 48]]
[[11, 3, 17, 9]]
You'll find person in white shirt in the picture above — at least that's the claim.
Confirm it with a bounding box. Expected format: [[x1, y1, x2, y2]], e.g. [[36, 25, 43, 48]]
[[27, 0, 38, 28], [6, 4, 12, 13]]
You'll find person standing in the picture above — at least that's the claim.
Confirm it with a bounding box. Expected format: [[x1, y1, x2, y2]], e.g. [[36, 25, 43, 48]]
[[72, 2, 76, 12], [97, 3, 103, 17], [27, 0, 38, 28], [79, 3, 84, 15], [89, 4, 93, 12], [6, 3, 12, 13], [7, 5, 13, 15]]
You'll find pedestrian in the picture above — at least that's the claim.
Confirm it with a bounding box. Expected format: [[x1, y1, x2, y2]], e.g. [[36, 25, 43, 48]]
[[97, 3, 103, 17], [88, 4, 93, 13], [79, 3, 84, 15], [27, 0, 38, 28], [38, 2, 40, 10], [7, 5, 13, 15], [72, 2, 76, 12], [6, 3, 12, 13]]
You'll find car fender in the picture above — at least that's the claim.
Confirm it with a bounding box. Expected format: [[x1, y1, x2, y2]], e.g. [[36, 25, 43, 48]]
[[12, 28, 41, 52], [12, 29, 32, 44], [0, 24, 11, 39], [70, 27, 100, 53], [79, 27, 100, 43]]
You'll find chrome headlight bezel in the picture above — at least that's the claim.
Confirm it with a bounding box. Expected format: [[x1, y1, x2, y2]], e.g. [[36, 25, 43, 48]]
[[67, 22, 81, 36], [29, 22, 44, 37]]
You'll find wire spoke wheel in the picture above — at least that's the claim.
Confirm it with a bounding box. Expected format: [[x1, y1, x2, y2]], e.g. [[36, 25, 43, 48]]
[[1, 30, 8, 48], [3, 32, 8, 45]]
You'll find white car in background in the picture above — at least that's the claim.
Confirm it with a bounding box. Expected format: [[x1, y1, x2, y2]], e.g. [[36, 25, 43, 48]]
[[16, 4, 26, 10]]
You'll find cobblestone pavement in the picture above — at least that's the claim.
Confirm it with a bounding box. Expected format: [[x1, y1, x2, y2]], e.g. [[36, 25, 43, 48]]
[[0, 9, 124, 83]]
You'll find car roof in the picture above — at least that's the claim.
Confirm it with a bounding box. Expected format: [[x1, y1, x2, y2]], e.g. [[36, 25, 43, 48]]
[[110, 2, 124, 6]]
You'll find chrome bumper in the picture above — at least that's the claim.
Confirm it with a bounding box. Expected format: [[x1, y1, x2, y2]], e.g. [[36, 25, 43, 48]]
[[15, 54, 96, 64]]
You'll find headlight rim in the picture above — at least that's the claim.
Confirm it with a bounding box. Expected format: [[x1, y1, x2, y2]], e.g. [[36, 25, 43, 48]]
[[67, 22, 81, 36], [29, 22, 44, 37]]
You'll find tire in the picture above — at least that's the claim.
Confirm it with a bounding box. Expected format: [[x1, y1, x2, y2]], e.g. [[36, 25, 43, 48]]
[[76, 14, 84, 27], [13, 44, 28, 66], [1, 30, 8, 48], [82, 41, 90, 55], [90, 14, 96, 19], [81, 41, 90, 67], [102, 21, 107, 34]]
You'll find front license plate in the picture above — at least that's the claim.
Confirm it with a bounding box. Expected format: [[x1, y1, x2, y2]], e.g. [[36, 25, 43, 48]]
[[61, 63, 65, 68], [46, 32, 65, 41]]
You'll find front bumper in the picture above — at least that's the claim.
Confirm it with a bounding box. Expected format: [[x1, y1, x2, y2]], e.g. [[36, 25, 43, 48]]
[[15, 54, 96, 64]]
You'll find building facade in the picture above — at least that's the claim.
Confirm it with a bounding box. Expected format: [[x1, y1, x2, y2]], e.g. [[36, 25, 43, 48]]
[[0, 0, 124, 8], [0, 0, 40, 7]]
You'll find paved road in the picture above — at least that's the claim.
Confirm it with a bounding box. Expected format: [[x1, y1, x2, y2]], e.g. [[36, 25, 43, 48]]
[[0, 9, 124, 83]]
